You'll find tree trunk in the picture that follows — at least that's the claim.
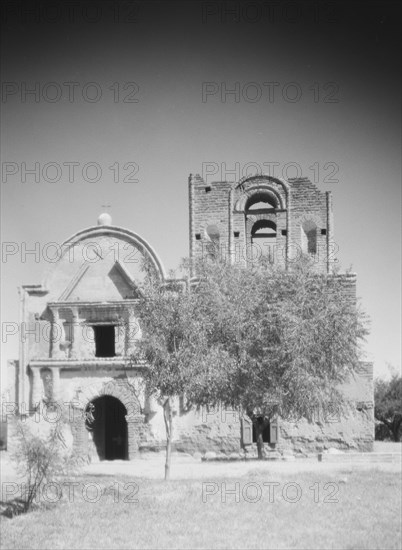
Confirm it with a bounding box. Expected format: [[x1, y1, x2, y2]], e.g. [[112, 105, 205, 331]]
[[163, 397, 173, 480], [255, 422, 264, 460]]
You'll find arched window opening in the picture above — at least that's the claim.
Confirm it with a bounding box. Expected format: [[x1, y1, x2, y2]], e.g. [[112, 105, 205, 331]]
[[301, 221, 317, 255], [251, 219, 276, 262]]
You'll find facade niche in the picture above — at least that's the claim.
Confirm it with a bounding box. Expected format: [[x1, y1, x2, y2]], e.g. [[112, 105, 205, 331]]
[[301, 220, 317, 255], [206, 224, 220, 260], [40, 367, 53, 401]]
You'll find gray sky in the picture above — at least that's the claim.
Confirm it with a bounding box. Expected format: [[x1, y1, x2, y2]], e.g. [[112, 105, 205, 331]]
[[1, 0, 401, 381]]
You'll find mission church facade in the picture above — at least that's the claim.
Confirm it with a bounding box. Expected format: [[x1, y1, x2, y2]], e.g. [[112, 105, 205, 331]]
[[7, 174, 374, 460]]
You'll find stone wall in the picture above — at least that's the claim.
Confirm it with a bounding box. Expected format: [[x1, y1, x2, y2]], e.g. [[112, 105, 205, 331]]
[[171, 406, 241, 454]]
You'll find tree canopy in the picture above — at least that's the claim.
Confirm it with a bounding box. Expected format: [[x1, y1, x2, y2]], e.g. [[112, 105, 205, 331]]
[[186, 256, 369, 456], [134, 255, 370, 462]]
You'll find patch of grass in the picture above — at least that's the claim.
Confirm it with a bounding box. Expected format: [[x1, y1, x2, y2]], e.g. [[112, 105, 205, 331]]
[[1, 470, 401, 549]]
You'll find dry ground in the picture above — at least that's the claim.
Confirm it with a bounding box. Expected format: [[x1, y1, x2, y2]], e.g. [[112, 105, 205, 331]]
[[1, 449, 401, 550]]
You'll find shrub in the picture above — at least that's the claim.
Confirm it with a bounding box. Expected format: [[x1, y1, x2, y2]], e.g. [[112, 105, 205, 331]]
[[9, 402, 79, 515]]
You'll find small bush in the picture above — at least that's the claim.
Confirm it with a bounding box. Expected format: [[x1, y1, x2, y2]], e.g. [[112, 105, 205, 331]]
[[8, 402, 80, 515]]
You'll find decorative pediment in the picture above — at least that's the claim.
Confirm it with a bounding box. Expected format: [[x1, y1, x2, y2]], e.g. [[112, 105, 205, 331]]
[[58, 259, 141, 302], [42, 226, 165, 303]]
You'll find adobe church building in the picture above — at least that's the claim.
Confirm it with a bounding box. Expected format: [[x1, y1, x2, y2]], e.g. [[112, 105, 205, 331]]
[[6, 174, 374, 460]]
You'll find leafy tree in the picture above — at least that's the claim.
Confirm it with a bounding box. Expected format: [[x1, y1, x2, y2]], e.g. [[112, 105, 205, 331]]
[[132, 277, 206, 479], [186, 256, 370, 458], [133, 255, 369, 465], [374, 373, 402, 441]]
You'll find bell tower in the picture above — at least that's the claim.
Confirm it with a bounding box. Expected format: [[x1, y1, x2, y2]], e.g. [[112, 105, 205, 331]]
[[189, 172, 334, 272]]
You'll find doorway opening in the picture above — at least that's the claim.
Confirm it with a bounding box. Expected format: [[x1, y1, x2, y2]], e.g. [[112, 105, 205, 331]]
[[85, 395, 128, 460], [252, 417, 271, 443]]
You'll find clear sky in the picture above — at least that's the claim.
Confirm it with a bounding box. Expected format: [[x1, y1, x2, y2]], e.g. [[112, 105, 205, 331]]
[[1, 0, 401, 383]]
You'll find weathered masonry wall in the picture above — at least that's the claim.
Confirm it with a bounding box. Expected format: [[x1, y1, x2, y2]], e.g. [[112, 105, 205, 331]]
[[279, 362, 374, 453], [3, 359, 373, 458], [175, 358, 373, 454]]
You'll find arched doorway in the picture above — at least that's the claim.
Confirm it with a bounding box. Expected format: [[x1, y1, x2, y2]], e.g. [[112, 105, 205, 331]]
[[85, 395, 128, 460]]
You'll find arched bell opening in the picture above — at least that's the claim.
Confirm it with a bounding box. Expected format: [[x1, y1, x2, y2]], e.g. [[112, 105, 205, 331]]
[[245, 191, 278, 214], [250, 219, 277, 263]]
